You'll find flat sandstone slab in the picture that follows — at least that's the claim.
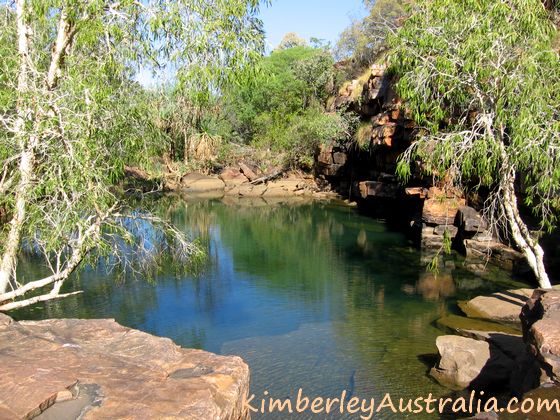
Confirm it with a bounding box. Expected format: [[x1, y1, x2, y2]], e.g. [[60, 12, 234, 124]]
[[0, 314, 249, 420], [458, 289, 536, 323]]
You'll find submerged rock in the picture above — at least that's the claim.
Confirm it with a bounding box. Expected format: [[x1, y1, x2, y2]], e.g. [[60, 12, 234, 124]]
[[436, 314, 522, 337], [0, 314, 250, 419], [415, 271, 456, 300]]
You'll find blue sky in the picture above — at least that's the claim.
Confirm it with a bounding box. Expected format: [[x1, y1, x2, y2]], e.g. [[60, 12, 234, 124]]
[[136, 1, 366, 86], [260, 0, 367, 51]]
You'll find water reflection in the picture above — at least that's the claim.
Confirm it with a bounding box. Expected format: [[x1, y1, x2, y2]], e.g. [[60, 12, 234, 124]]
[[12, 198, 523, 419]]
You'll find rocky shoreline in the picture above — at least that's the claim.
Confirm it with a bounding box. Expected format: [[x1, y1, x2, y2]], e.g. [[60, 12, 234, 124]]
[[125, 163, 343, 204], [118, 66, 560, 416], [430, 288, 560, 417], [0, 314, 250, 419]]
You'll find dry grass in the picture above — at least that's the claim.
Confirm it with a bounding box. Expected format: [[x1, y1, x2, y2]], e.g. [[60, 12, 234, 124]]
[[354, 122, 373, 149]]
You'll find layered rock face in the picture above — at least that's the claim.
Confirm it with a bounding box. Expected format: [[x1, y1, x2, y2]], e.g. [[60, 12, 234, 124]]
[[521, 290, 560, 383], [320, 64, 528, 274], [0, 314, 250, 420], [319, 64, 414, 204]]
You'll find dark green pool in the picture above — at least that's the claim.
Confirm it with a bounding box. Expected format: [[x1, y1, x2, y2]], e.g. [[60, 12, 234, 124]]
[[12, 198, 524, 419]]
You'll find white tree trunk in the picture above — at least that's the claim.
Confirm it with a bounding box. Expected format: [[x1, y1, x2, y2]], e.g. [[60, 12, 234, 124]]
[[0, 3, 78, 296], [0, 149, 35, 294], [501, 169, 552, 289], [0, 0, 32, 294], [0, 214, 102, 309]]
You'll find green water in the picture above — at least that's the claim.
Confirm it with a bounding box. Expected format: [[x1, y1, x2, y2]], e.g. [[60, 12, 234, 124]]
[[12, 198, 524, 419]]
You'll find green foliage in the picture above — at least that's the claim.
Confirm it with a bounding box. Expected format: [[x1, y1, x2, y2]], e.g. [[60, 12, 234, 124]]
[[354, 122, 374, 149], [390, 0, 560, 232], [153, 88, 234, 170], [0, 0, 267, 293], [0, 7, 15, 114], [223, 45, 350, 168], [254, 109, 351, 169]]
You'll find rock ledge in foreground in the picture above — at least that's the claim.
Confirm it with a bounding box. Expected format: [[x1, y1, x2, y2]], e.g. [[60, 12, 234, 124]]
[[0, 313, 250, 420]]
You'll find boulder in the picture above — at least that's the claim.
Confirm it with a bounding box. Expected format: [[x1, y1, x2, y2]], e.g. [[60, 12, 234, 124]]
[[239, 163, 259, 182], [0, 316, 250, 419], [317, 145, 334, 165], [463, 240, 526, 272], [422, 195, 466, 226], [434, 224, 459, 237], [371, 124, 397, 142], [362, 64, 390, 103], [434, 318, 546, 397], [521, 290, 560, 340], [262, 179, 309, 197], [332, 151, 347, 165], [371, 112, 391, 126], [356, 181, 400, 199], [317, 163, 344, 177], [236, 183, 267, 197], [180, 171, 206, 184], [421, 225, 447, 249], [506, 383, 560, 419], [316, 145, 347, 177], [219, 168, 249, 186], [430, 335, 514, 390], [405, 187, 429, 199], [0, 312, 11, 326], [521, 290, 560, 382], [181, 173, 225, 194], [456, 206, 488, 234]]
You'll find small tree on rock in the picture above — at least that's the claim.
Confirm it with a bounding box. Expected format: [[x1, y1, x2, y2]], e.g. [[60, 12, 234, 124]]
[[277, 32, 308, 50]]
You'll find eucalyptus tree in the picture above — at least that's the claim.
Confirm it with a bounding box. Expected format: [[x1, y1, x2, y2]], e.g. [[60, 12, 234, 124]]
[[0, 0, 266, 310], [277, 32, 308, 50], [391, 0, 560, 287], [335, 0, 407, 66]]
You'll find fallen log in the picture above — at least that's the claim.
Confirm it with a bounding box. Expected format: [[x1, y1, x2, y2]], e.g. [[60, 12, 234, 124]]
[[250, 170, 285, 185]]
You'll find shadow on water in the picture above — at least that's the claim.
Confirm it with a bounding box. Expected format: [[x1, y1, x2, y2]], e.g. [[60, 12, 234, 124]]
[[12, 197, 525, 419]]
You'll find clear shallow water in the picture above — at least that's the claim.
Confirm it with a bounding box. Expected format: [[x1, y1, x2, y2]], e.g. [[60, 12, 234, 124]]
[[13, 198, 525, 419]]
